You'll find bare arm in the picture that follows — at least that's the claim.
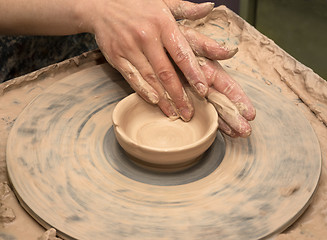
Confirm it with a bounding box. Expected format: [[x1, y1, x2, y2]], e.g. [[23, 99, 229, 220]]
[[0, 0, 83, 35]]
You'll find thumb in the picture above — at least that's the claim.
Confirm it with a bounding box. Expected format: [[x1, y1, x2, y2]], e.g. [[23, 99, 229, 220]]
[[164, 0, 214, 20]]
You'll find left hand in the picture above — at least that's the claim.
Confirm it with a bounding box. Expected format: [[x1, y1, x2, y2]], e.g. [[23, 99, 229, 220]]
[[165, 1, 256, 137]]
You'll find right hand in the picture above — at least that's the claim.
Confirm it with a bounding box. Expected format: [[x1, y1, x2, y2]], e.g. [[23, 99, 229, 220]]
[[83, 0, 216, 121]]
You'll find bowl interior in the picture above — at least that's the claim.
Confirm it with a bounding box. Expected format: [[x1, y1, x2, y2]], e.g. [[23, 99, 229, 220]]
[[112, 91, 218, 170], [113, 93, 217, 151]]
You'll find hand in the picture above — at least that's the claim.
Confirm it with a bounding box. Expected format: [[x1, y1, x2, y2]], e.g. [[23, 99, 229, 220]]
[[84, 0, 216, 121], [178, 24, 256, 137], [164, 1, 255, 137], [83, 0, 255, 137]]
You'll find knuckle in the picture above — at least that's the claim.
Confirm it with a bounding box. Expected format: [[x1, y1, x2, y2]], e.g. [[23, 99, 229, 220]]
[[223, 82, 236, 95], [174, 48, 190, 65], [134, 25, 156, 44], [117, 64, 138, 83], [158, 69, 175, 84], [143, 73, 157, 85], [124, 70, 137, 81]]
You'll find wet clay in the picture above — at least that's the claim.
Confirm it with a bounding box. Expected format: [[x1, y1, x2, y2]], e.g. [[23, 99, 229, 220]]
[[1, 5, 327, 240], [112, 91, 218, 167], [182, 7, 327, 126]]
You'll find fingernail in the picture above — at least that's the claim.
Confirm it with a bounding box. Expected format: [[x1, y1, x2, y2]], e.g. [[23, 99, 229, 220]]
[[200, 2, 215, 8], [179, 107, 193, 122], [168, 105, 179, 120], [148, 92, 159, 104], [237, 119, 252, 138], [195, 82, 208, 97], [241, 127, 252, 138], [227, 47, 239, 58]]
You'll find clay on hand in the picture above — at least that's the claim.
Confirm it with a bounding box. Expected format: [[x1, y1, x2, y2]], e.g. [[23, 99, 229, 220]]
[[86, 0, 255, 137], [88, 0, 215, 122], [178, 24, 256, 137], [169, 2, 256, 137]]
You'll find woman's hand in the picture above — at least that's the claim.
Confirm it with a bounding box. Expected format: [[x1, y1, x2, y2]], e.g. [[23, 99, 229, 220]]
[[0, 0, 255, 136], [179, 24, 256, 137], [84, 0, 216, 121], [83, 0, 255, 136]]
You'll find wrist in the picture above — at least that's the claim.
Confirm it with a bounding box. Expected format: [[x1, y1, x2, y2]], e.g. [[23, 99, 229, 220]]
[[74, 0, 98, 34]]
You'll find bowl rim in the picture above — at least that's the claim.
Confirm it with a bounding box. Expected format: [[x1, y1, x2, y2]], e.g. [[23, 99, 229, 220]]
[[112, 93, 219, 153]]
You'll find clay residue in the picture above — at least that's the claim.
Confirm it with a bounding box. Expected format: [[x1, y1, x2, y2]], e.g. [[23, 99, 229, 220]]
[[0, 182, 15, 224], [0, 50, 105, 97], [182, 6, 327, 127], [0, 181, 47, 239], [38, 228, 62, 240]]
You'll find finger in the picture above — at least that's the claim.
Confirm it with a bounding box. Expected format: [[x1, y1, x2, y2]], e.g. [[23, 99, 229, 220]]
[[124, 49, 180, 119], [199, 57, 256, 121], [218, 117, 239, 138], [208, 88, 252, 137], [161, 24, 209, 98], [164, 0, 214, 20], [111, 57, 159, 104], [143, 38, 194, 121], [179, 25, 238, 60]]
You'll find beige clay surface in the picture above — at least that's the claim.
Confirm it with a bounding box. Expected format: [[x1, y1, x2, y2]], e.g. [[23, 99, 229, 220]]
[[1, 6, 327, 240], [112, 91, 218, 167]]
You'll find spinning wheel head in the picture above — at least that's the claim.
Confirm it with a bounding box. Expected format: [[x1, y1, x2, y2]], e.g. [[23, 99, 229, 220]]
[[6, 64, 321, 240]]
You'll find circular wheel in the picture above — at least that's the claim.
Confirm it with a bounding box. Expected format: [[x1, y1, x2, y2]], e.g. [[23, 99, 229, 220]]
[[7, 64, 321, 240]]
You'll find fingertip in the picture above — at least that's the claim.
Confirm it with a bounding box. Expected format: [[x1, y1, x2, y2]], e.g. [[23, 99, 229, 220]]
[[173, 1, 214, 20], [194, 82, 209, 97], [246, 106, 256, 121], [197, 2, 215, 13], [236, 118, 252, 138], [179, 106, 194, 122], [138, 90, 159, 105], [149, 92, 160, 104], [236, 101, 256, 121], [158, 98, 180, 120], [226, 47, 239, 58], [239, 128, 252, 138], [190, 2, 215, 20]]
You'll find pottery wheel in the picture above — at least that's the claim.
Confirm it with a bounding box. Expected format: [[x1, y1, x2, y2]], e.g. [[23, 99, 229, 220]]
[[6, 64, 321, 240]]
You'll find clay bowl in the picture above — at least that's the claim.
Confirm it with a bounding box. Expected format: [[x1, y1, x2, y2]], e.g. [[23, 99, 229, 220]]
[[112, 92, 218, 171]]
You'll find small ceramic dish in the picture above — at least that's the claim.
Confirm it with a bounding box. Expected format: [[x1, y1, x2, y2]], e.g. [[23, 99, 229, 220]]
[[112, 92, 218, 171]]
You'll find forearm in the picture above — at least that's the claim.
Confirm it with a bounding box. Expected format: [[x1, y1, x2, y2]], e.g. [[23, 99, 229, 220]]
[[0, 0, 89, 35]]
